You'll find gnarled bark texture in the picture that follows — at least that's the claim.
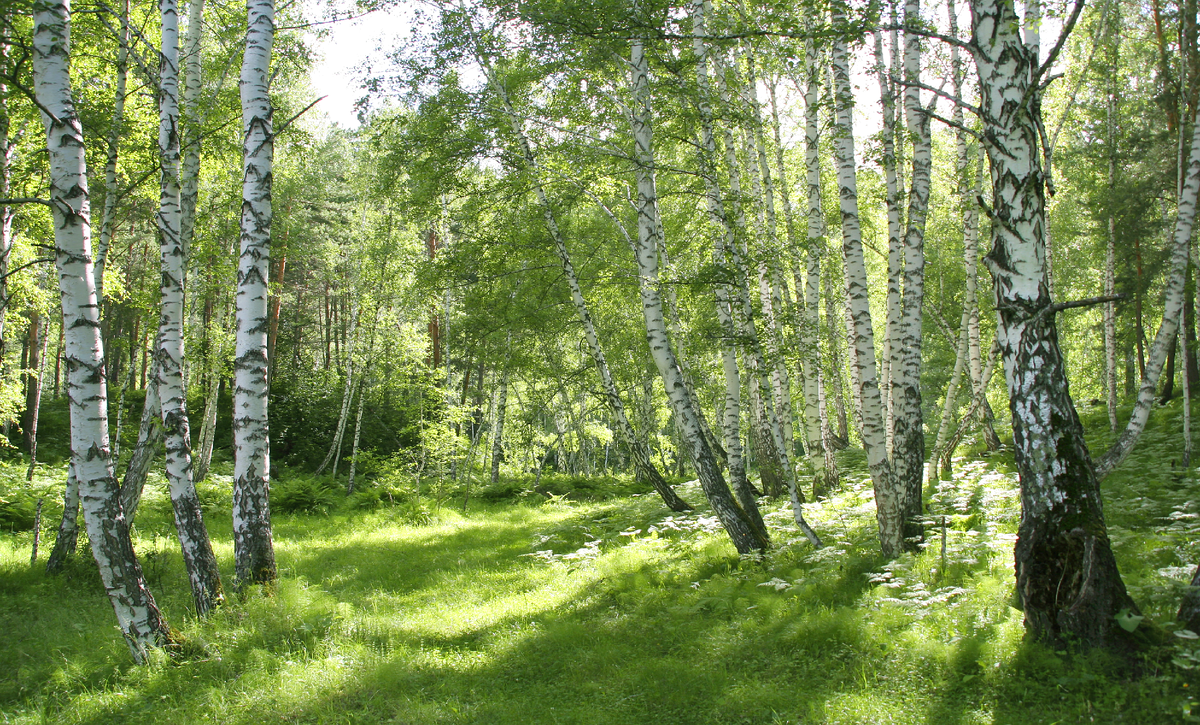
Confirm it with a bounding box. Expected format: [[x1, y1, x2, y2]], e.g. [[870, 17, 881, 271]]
[[970, 0, 1138, 648]]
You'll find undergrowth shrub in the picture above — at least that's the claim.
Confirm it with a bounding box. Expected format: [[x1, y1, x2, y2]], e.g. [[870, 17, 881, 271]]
[[273, 475, 341, 514]]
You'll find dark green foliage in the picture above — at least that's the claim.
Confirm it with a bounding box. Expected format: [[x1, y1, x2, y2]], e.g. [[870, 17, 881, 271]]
[[271, 475, 342, 515]]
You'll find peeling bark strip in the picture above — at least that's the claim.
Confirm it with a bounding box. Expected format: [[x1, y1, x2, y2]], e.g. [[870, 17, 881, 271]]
[[628, 29, 765, 554], [157, 0, 223, 616], [32, 0, 170, 660], [234, 0, 276, 587], [970, 0, 1137, 648], [830, 2, 903, 558]]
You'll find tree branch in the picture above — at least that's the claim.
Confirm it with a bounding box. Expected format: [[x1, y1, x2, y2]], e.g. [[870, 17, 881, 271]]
[[1037, 0, 1088, 81]]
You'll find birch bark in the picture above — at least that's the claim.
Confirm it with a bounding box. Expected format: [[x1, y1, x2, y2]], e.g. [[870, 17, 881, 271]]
[[157, 0, 223, 616], [234, 0, 276, 586], [33, 0, 171, 659], [830, 3, 903, 557], [971, 0, 1138, 646], [93, 0, 128, 298], [690, 0, 765, 529], [1094, 107, 1200, 480], [891, 0, 932, 538], [873, 28, 903, 456], [628, 31, 769, 554]]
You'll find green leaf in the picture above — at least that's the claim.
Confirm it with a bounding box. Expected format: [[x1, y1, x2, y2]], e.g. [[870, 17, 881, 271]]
[[1115, 608, 1144, 633]]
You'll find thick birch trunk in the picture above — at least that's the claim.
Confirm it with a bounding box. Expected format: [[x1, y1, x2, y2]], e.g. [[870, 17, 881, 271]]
[[971, 0, 1138, 647], [629, 33, 768, 554], [33, 0, 170, 659], [157, 0, 223, 616], [233, 0, 276, 587], [830, 8, 903, 557]]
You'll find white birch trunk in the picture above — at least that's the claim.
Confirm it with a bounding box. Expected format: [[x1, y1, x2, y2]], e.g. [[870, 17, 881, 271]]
[[873, 28, 903, 457], [476, 47, 690, 511], [628, 32, 770, 554], [317, 298, 359, 476], [971, 0, 1137, 647], [830, 5, 903, 557], [233, 0, 276, 586], [711, 50, 788, 498], [891, 0, 932, 536], [93, 0, 129, 298], [1104, 71, 1118, 433], [1094, 106, 1200, 480], [690, 0, 765, 529], [179, 0, 203, 259], [157, 0, 223, 616], [33, 0, 171, 659]]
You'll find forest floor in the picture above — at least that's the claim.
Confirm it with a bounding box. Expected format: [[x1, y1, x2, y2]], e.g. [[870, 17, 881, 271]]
[[2, 403, 1200, 724]]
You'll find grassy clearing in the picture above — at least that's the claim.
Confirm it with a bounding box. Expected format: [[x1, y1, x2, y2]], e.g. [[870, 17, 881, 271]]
[[2, 405, 1200, 723]]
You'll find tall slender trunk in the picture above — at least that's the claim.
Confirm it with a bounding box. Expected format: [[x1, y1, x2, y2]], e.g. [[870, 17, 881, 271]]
[[801, 36, 837, 494], [490, 345, 509, 486], [44, 462, 79, 574], [891, 0, 932, 540], [1095, 107, 1200, 479], [690, 0, 764, 529], [711, 51, 788, 497], [33, 0, 170, 659], [193, 302, 226, 484], [741, 46, 798, 482], [1104, 29, 1119, 431], [179, 0, 203, 264], [0, 41, 15, 362], [93, 0, 129, 299], [26, 311, 49, 480], [233, 0, 276, 587], [830, 2, 903, 557], [971, 0, 1137, 647], [120, 355, 163, 519], [23, 308, 42, 455], [317, 298, 359, 476], [628, 31, 769, 554], [157, 0, 223, 616], [873, 28, 903, 457]]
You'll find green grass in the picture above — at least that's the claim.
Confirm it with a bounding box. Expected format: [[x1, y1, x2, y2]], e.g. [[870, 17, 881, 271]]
[[2, 406, 1200, 724]]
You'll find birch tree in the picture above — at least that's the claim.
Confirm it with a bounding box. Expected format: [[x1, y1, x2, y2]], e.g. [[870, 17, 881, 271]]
[[627, 24, 770, 554], [156, 0, 223, 615], [968, 0, 1138, 646], [234, 0, 277, 587], [32, 0, 171, 659], [472, 30, 691, 510], [829, 1, 903, 557]]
